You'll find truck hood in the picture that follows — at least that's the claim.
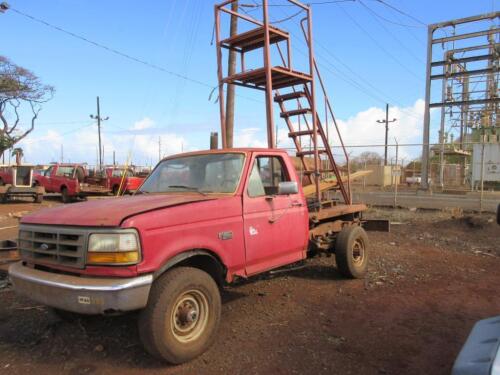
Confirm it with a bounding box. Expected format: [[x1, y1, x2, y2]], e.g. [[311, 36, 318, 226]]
[[21, 194, 214, 227]]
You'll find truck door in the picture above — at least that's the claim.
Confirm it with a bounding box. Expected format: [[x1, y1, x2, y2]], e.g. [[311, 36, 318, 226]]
[[42, 166, 54, 192], [243, 154, 308, 275]]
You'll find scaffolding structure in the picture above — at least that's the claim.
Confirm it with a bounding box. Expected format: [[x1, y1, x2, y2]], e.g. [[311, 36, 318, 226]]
[[421, 12, 500, 189], [214, 0, 352, 210]]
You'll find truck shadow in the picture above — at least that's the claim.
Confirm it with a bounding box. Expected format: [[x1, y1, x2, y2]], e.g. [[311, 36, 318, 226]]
[[0, 262, 346, 370]]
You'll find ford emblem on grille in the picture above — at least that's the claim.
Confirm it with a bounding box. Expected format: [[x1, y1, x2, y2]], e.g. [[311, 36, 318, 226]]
[[40, 243, 49, 250]]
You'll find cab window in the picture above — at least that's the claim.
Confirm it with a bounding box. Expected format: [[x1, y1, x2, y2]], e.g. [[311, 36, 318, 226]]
[[247, 156, 289, 197]]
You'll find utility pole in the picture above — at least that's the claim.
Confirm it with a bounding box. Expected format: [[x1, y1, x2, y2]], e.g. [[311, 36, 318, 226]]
[[60, 144, 64, 163], [158, 136, 161, 162], [225, 0, 238, 148], [376, 103, 397, 166], [90, 96, 109, 171]]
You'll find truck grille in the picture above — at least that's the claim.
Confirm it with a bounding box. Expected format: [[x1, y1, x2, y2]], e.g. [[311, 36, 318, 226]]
[[18, 225, 87, 269]]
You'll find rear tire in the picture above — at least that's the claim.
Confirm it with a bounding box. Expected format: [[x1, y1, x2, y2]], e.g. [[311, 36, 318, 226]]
[[335, 225, 369, 279], [34, 194, 43, 204], [138, 267, 221, 364], [61, 187, 71, 203]]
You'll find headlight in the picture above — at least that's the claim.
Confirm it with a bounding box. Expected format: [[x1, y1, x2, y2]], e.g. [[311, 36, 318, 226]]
[[87, 232, 140, 265]]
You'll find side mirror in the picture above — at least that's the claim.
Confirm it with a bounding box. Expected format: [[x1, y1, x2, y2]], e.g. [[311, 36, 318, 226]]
[[278, 181, 298, 195]]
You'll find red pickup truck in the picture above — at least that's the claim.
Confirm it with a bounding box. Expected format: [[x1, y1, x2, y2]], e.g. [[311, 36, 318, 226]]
[[0, 166, 13, 185], [10, 149, 374, 364], [34, 163, 93, 202], [34, 164, 145, 202], [105, 166, 145, 195]]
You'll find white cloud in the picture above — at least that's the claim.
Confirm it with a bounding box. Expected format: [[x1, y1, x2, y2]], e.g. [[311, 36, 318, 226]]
[[17, 118, 188, 167], [15, 101, 425, 167], [131, 117, 154, 131]]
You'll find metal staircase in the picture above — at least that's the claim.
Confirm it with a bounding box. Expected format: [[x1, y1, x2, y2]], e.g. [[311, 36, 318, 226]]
[[215, 0, 351, 208]]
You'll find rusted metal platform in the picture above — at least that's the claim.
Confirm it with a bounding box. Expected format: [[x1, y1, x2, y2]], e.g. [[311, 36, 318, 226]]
[[220, 25, 289, 52], [223, 66, 312, 90], [309, 204, 367, 223]]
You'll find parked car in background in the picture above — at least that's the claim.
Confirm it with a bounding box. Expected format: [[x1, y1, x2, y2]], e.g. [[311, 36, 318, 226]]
[[0, 166, 13, 185], [34, 163, 107, 203], [104, 166, 145, 195]]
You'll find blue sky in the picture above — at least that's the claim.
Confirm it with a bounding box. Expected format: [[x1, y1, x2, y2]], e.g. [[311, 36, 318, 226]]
[[1, 0, 498, 165]]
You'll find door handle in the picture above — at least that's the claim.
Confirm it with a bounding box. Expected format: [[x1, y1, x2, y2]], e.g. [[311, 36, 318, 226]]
[[291, 201, 303, 207]]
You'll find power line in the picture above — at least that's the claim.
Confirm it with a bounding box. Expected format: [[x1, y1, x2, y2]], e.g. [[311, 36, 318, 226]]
[[242, 0, 355, 7], [269, 5, 424, 119], [374, 0, 427, 27], [9, 8, 213, 89], [358, 0, 426, 64], [335, 2, 422, 81], [358, 0, 425, 28], [8, 6, 262, 105]]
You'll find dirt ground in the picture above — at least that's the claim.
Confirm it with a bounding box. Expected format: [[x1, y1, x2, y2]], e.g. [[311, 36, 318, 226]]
[[0, 199, 499, 375]]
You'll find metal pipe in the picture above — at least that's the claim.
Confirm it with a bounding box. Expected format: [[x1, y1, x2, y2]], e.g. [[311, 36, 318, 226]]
[[262, 0, 275, 148], [429, 11, 499, 29], [421, 24, 434, 190], [430, 97, 500, 108], [432, 28, 499, 44], [219, 7, 263, 27], [431, 67, 498, 80], [214, 5, 227, 149], [305, 6, 321, 204]]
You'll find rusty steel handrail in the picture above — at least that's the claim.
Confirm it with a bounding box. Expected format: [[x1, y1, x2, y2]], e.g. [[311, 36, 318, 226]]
[[299, 18, 352, 203]]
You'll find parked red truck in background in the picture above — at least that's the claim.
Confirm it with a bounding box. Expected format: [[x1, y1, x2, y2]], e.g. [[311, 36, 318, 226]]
[[0, 166, 13, 185], [9, 149, 379, 364], [104, 166, 145, 195], [34, 163, 92, 202], [34, 163, 146, 202]]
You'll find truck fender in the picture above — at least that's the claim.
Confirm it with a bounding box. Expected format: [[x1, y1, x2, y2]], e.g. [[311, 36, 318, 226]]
[[153, 249, 226, 287]]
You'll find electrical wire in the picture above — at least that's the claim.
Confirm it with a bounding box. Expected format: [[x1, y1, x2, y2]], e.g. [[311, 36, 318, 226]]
[[358, 0, 424, 28], [358, 0, 426, 64], [373, 0, 427, 27], [335, 2, 422, 81], [8, 6, 261, 105]]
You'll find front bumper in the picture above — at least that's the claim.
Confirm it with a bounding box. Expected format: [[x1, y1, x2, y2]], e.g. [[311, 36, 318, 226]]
[[9, 262, 153, 315]]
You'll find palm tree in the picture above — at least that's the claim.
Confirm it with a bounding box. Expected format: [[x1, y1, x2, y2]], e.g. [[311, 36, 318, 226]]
[[11, 147, 23, 166]]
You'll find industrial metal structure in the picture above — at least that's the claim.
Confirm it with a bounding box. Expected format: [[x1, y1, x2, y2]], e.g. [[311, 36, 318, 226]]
[[421, 12, 500, 189], [214, 0, 351, 209]]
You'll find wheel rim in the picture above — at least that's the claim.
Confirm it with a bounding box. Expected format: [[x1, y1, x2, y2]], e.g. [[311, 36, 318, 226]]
[[351, 237, 365, 265], [170, 289, 209, 343]]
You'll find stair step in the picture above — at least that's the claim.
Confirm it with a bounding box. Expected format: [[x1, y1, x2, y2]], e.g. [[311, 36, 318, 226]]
[[288, 129, 314, 137], [296, 150, 327, 157], [280, 108, 311, 118], [274, 91, 306, 102]]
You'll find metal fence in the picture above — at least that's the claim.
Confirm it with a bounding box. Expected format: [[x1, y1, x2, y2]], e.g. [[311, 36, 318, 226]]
[[284, 139, 500, 213]]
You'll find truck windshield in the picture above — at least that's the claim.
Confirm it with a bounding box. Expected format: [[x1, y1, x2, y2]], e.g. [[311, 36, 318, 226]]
[[111, 169, 132, 178], [139, 153, 245, 194]]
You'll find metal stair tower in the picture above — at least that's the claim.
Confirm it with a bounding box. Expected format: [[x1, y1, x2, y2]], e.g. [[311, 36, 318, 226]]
[[215, 0, 352, 209]]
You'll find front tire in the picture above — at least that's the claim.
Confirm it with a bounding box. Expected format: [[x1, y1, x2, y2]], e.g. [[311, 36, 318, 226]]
[[335, 225, 369, 279], [34, 194, 43, 203], [138, 267, 221, 364]]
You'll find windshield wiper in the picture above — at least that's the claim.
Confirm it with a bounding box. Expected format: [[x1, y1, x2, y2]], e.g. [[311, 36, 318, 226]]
[[167, 185, 207, 196]]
